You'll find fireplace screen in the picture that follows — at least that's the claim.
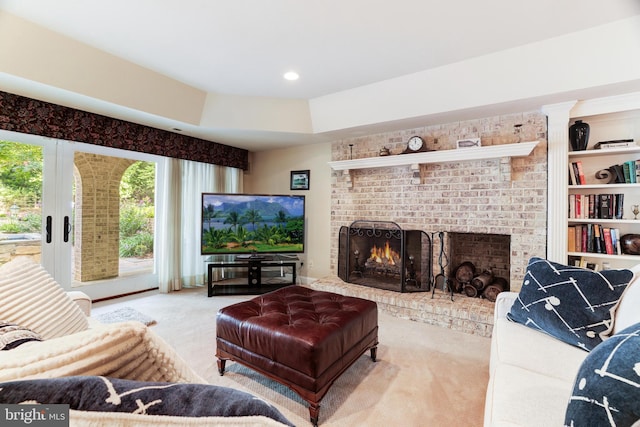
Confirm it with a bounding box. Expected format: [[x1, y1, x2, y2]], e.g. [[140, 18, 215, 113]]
[[338, 221, 431, 292]]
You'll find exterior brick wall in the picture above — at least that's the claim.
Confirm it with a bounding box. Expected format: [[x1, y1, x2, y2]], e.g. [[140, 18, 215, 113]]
[[73, 153, 134, 281], [330, 112, 548, 291]]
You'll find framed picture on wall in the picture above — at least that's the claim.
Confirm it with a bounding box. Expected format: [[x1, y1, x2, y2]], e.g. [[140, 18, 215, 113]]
[[290, 170, 310, 190]]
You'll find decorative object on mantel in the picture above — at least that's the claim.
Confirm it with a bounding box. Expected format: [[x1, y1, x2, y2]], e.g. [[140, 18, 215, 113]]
[[456, 138, 481, 149], [633, 205, 639, 220], [401, 135, 431, 154], [328, 141, 540, 189], [379, 146, 390, 156], [569, 120, 590, 151]]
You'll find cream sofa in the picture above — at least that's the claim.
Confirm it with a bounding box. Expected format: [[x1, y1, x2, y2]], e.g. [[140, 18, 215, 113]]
[[484, 263, 640, 427], [0, 258, 291, 427]]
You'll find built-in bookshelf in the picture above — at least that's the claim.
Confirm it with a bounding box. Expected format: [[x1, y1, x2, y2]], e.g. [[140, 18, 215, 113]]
[[565, 112, 640, 270]]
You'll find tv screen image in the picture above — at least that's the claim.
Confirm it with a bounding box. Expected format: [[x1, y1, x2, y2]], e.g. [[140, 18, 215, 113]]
[[201, 193, 305, 255]]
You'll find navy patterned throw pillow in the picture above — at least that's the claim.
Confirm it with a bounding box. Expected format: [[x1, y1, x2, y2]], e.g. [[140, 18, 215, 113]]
[[564, 322, 640, 427], [507, 257, 633, 351], [0, 376, 294, 426]]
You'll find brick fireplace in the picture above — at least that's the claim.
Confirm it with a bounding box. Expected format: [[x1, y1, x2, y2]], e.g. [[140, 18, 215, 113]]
[[320, 112, 547, 336], [321, 112, 547, 335]]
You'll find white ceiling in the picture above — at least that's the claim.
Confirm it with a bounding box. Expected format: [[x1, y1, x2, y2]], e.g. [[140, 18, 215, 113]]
[[1, 0, 640, 151]]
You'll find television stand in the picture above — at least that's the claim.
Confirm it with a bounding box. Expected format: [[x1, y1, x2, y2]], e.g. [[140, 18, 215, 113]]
[[207, 255, 298, 296]]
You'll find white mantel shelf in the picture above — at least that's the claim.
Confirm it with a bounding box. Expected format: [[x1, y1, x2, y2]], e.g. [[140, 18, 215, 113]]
[[328, 141, 539, 171]]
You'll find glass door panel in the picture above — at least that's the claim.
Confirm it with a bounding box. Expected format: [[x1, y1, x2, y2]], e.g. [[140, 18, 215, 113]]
[[0, 137, 44, 271], [0, 130, 164, 299]]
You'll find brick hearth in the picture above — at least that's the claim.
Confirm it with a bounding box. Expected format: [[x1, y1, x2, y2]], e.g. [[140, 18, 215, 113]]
[[307, 276, 495, 337]]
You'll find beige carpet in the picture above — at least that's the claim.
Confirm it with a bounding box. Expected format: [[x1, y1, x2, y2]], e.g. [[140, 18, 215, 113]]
[[92, 286, 491, 427]]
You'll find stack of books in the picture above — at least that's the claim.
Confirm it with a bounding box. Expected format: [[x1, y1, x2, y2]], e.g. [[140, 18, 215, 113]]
[[568, 224, 622, 255], [568, 193, 624, 219]]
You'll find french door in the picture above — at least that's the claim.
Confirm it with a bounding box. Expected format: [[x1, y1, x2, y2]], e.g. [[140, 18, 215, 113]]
[[0, 129, 164, 300]]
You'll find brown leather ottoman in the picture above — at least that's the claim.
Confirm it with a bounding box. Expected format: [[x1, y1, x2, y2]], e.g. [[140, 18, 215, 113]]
[[215, 285, 378, 426]]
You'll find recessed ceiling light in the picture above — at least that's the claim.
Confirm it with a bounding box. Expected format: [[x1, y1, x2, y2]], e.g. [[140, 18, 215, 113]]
[[283, 71, 299, 81]]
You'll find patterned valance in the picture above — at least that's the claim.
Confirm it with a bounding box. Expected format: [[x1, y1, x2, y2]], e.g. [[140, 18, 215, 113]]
[[0, 91, 248, 170]]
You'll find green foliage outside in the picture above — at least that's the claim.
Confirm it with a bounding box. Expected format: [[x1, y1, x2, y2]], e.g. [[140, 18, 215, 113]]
[[0, 140, 156, 259], [118, 162, 155, 258], [0, 141, 43, 233]]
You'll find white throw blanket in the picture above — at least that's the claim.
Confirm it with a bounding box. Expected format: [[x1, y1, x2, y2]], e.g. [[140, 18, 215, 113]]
[[0, 320, 204, 384]]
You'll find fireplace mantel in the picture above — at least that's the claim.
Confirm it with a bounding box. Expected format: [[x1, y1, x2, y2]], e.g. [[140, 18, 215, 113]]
[[329, 140, 539, 171], [329, 140, 539, 186]]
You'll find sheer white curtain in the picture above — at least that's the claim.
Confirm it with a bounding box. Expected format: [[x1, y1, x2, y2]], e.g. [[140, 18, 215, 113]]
[[157, 158, 242, 293]]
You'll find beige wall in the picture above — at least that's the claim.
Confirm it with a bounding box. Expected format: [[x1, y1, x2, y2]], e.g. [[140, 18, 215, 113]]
[[244, 142, 332, 281], [0, 12, 206, 125]]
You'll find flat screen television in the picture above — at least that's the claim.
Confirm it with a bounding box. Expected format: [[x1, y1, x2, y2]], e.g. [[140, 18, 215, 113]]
[[201, 193, 305, 255]]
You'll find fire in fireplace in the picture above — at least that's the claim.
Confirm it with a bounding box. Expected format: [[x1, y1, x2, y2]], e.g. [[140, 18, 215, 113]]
[[338, 221, 431, 292]]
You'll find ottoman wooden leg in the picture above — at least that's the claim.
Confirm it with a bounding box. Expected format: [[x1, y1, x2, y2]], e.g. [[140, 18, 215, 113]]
[[370, 346, 377, 362], [309, 402, 320, 427], [217, 359, 226, 376]]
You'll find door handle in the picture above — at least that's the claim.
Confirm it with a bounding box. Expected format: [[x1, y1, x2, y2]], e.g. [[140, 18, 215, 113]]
[[46, 216, 52, 243], [63, 216, 71, 242]]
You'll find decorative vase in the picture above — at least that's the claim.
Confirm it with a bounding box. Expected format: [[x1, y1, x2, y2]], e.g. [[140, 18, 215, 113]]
[[568, 120, 590, 151], [620, 234, 640, 255]]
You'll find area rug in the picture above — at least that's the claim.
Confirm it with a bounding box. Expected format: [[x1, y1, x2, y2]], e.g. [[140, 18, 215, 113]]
[[95, 306, 156, 326]]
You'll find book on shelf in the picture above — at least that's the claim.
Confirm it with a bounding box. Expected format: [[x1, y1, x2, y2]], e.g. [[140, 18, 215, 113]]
[[589, 194, 596, 219], [615, 193, 624, 219], [568, 167, 577, 185], [576, 194, 583, 218], [610, 228, 621, 255], [576, 224, 583, 252], [570, 161, 586, 185], [623, 162, 632, 183], [568, 194, 575, 218], [595, 139, 636, 149], [593, 225, 603, 254], [598, 194, 611, 219], [626, 160, 637, 183], [568, 226, 576, 252], [603, 228, 614, 255]]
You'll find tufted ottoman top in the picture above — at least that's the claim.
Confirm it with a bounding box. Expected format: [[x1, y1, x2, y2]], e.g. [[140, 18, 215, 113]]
[[216, 286, 378, 380]]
